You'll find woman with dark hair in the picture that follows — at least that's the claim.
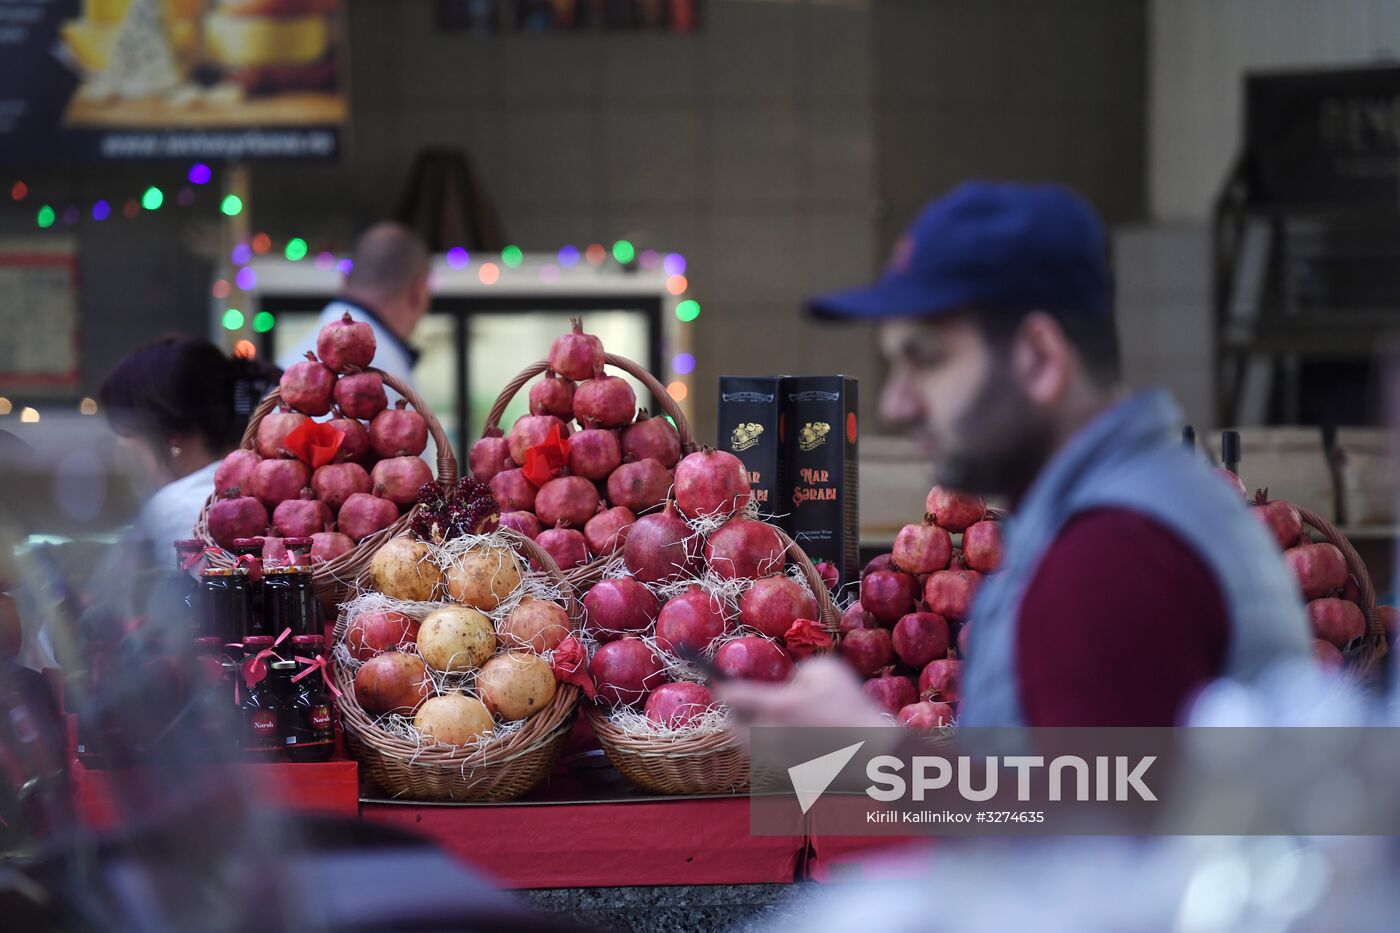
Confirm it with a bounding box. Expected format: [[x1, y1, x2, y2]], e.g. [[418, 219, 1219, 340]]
[[99, 336, 276, 558]]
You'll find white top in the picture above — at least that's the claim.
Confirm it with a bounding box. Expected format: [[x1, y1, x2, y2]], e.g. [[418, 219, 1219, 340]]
[[137, 459, 221, 557], [276, 299, 418, 393]]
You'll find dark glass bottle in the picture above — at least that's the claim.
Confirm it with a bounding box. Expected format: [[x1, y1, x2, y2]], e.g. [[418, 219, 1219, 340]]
[[199, 567, 250, 642], [285, 636, 335, 762], [231, 537, 266, 636], [263, 566, 313, 639], [238, 639, 283, 760]]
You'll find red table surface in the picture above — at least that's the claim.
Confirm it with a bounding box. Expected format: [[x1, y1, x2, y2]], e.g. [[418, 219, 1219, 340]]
[[362, 796, 806, 890]]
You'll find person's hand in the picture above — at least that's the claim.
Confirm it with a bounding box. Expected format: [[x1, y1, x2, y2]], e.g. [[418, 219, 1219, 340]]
[[716, 656, 890, 749]]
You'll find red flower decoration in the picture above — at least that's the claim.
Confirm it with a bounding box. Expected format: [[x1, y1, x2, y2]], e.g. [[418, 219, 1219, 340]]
[[783, 618, 833, 660], [282, 419, 345, 469], [549, 635, 596, 699], [523, 423, 571, 488]]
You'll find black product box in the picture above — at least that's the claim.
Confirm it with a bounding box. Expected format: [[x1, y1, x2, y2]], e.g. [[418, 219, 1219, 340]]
[[782, 376, 859, 589], [718, 376, 786, 525]]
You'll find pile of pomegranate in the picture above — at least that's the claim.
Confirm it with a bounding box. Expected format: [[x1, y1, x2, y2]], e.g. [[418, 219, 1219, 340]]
[[840, 485, 1003, 729], [1246, 489, 1385, 667], [468, 319, 685, 573], [206, 312, 436, 554], [340, 523, 582, 748], [579, 451, 831, 731]]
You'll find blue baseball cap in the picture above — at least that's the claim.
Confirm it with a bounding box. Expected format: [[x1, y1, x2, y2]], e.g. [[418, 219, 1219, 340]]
[[810, 180, 1109, 320]]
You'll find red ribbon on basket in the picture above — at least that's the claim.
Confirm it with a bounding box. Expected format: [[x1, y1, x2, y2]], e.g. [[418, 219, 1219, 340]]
[[783, 618, 832, 660], [523, 423, 571, 488], [282, 419, 345, 469], [241, 627, 292, 690], [549, 635, 596, 699], [292, 654, 342, 698]]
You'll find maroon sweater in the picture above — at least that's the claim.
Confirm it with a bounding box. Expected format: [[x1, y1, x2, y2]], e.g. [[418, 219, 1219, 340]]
[[1015, 508, 1229, 727]]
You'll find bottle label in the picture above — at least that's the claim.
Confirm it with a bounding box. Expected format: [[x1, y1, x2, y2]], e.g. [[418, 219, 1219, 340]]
[[311, 706, 332, 730]]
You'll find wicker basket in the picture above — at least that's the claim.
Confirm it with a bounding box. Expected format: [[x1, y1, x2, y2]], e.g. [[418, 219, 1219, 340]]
[[195, 368, 457, 606], [329, 528, 582, 802], [584, 526, 839, 795], [479, 352, 700, 582], [1296, 504, 1389, 683]]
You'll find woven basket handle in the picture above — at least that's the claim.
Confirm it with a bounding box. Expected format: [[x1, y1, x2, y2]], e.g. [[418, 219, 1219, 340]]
[[482, 353, 696, 454], [1294, 504, 1389, 680]]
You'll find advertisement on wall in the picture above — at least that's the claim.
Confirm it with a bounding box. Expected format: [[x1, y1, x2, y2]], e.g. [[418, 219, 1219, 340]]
[[0, 0, 347, 162]]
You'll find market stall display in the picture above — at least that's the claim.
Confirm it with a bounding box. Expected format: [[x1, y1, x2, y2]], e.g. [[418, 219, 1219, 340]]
[[196, 312, 457, 605]]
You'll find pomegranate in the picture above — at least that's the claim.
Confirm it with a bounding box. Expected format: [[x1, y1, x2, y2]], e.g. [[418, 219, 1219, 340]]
[[1312, 639, 1344, 669], [574, 370, 637, 429], [214, 449, 261, 494], [840, 628, 894, 678], [469, 428, 515, 484], [919, 658, 962, 702], [839, 602, 879, 635], [923, 569, 983, 621], [1284, 543, 1348, 600], [312, 461, 371, 511], [280, 351, 336, 416], [207, 487, 270, 548], [1379, 606, 1400, 641], [316, 310, 377, 372], [705, 517, 786, 580], [549, 318, 605, 382], [892, 518, 952, 574], [353, 651, 429, 716], [957, 621, 971, 658], [606, 458, 673, 514], [490, 468, 539, 513], [335, 371, 388, 420], [898, 700, 956, 729], [860, 570, 918, 625], [346, 609, 419, 662], [585, 505, 635, 555], [508, 414, 569, 466], [1307, 597, 1366, 648], [925, 486, 985, 533], [814, 562, 840, 592], [891, 612, 950, 669], [863, 669, 918, 714], [249, 458, 312, 509], [567, 428, 622, 481], [623, 502, 698, 583], [962, 520, 1003, 573], [500, 597, 571, 653], [1342, 575, 1362, 606], [621, 409, 681, 469], [1215, 468, 1248, 499], [370, 400, 428, 458], [588, 637, 666, 707], [1251, 491, 1303, 551], [714, 636, 794, 682], [739, 576, 818, 639], [673, 449, 752, 521], [371, 456, 433, 508], [499, 511, 543, 540], [861, 553, 897, 579], [256, 408, 308, 459], [535, 475, 601, 528], [310, 530, 354, 563], [583, 577, 660, 641], [529, 370, 576, 419], [645, 682, 716, 728], [272, 487, 332, 537], [537, 525, 589, 570], [338, 487, 400, 542], [656, 587, 728, 655], [327, 409, 371, 464]]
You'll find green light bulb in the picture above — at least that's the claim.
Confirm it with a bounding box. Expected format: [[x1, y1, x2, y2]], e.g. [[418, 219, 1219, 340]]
[[141, 186, 163, 210], [285, 237, 308, 261], [222, 308, 245, 330]]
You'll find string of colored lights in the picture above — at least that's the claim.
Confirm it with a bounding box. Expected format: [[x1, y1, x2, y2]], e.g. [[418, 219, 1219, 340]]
[[7, 165, 701, 408]]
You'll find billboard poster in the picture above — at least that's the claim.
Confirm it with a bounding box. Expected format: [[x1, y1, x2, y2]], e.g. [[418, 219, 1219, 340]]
[[0, 0, 347, 161]]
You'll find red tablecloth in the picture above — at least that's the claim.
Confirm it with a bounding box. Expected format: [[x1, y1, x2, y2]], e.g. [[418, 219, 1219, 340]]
[[362, 796, 806, 889]]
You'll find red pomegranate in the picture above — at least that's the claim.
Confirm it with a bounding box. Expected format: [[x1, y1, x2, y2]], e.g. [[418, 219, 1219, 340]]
[[961, 520, 1002, 574], [549, 318, 605, 382], [371, 456, 433, 508], [892, 518, 952, 574], [256, 408, 308, 459], [335, 372, 388, 421], [840, 628, 894, 678], [1284, 543, 1348, 600], [622, 503, 698, 583], [714, 636, 794, 682], [584, 506, 635, 556], [588, 637, 666, 707], [529, 370, 576, 419], [272, 487, 332, 537], [316, 310, 376, 372], [573, 370, 637, 429], [918, 658, 962, 702], [1251, 491, 1303, 551], [656, 587, 729, 656], [863, 669, 918, 714], [583, 577, 660, 641], [499, 511, 543, 540], [535, 475, 602, 529], [704, 517, 786, 580], [508, 414, 569, 466], [1307, 597, 1366, 648], [327, 410, 371, 464], [469, 428, 515, 484], [739, 576, 818, 640], [490, 468, 539, 513], [898, 700, 956, 729], [537, 525, 589, 571], [645, 682, 716, 728], [208, 487, 270, 549], [923, 570, 983, 622], [673, 449, 752, 521], [249, 458, 312, 509], [860, 570, 918, 625], [214, 449, 261, 494], [839, 602, 879, 635], [891, 612, 950, 669], [338, 487, 400, 542], [370, 400, 428, 459], [606, 458, 672, 514], [621, 409, 681, 469], [312, 462, 371, 511], [567, 428, 622, 481], [280, 351, 336, 416], [925, 486, 985, 533]]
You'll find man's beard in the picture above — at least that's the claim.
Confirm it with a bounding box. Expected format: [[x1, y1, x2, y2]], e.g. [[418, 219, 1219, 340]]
[[932, 366, 1055, 501]]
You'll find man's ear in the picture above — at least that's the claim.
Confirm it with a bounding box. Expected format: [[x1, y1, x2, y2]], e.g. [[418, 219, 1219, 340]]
[[1011, 312, 1073, 407]]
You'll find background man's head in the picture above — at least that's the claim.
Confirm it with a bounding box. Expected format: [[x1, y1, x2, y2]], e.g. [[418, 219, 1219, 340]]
[[811, 181, 1120, 499], [342, 222, 431, 339]]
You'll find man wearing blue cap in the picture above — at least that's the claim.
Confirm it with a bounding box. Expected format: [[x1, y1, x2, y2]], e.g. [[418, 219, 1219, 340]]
[[722, 181, 1308, 728]]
